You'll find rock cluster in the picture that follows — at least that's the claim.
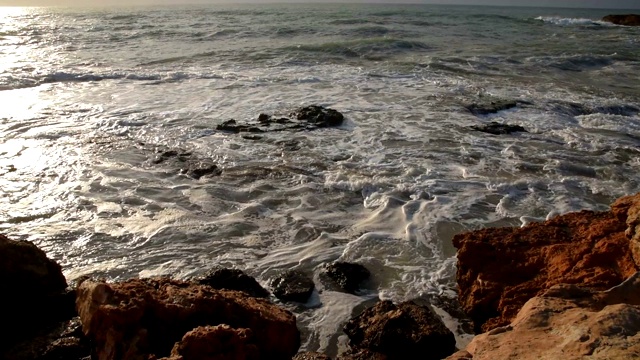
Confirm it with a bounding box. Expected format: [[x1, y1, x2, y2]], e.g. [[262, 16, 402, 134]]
[[602, 14, 640, 26], [217, 105, 345, 134], [450, 193, 640, 359], [453, 194, 639, 332], [76, 277, 300, 360]]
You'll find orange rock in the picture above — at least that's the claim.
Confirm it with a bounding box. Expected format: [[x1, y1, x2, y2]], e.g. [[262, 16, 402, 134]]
[[453, 194, 640, 332], [76, 278, 299, 360], [446, 273, 640, 360]]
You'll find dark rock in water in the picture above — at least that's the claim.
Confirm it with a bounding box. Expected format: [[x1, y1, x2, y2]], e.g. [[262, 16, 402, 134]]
[[217, 106, 345, 134], [0, 235, 75, 353], [322, 262, 370, 294], [39, 336, 91, 360], [293, 351, 332, 360], [602, 14, 640, 26], [470, 121, 527, 135], [152, 150, 191, 164], [197, 267, 270, 298], [180, 162, 221, 180], [291, 105, 345, 127], [217, 119, 265, 133], [465, 98, 518, 115], [344, 301, 456, 360], [270, 270, 315, 303]]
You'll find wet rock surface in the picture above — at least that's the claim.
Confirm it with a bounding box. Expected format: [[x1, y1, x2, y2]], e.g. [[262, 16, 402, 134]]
[[216, 105, 345, 134], [454, 194, 640, 332], [447, 273, 640, 360], [149, 149, 221, 179], [293, 351, 333, 360], [321, 262, 370, 294], [196, 267, 270, 298], [270, 270, 315, 303], [465, 98, 520, 115], [76, 277, 300, 360], [344, 300, 456, 360], [470, 121, 527, 135], [0, 235, 76, 354], [602, 14, 640, 26]]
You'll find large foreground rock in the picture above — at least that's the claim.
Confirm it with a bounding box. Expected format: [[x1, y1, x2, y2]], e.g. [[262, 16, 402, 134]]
[[454, 194, 640, 332], [344, 300, 456, 360], [602, 14, 640, 26], [447, 272, 640, 359], [0, 234, 75, 354], [76, 278, 300, 360]]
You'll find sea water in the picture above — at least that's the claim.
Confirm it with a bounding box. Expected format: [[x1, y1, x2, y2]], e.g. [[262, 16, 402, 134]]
[[0, 3, 639, 355]]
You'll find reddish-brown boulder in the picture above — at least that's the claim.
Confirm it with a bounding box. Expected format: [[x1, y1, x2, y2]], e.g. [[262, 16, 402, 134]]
[[164, 325, 259, 360], [76, 277, 300, 360], [343, 300, 456, 360], [453, 194, 640, 332]]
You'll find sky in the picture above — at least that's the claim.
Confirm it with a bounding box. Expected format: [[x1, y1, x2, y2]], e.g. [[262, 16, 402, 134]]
[[0, 0, 639, 9]]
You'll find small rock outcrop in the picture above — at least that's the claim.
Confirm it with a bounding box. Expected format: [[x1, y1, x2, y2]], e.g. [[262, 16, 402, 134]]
[[149, 149, 221, 180], [322, 262, 370, 294], [470, 121, 527, 135], [216, 105, 345, 134], [344, 301, 456, 360], [0, 235, 75, 354], [197, 267, 270, 298], [447, 272, 640, 359], [270, 270, 315, 303], [76, 278, 300, 360], [465, 98, 519, 116], [454, 194, 640, 332], [602, 14, 640, 26]]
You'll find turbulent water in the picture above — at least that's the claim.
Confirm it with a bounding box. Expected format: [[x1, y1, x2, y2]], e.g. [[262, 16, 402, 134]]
[[1, 3, 639, 355]]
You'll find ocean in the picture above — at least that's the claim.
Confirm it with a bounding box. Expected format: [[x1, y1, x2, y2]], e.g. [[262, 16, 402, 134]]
[[1, 3, 639, 355]]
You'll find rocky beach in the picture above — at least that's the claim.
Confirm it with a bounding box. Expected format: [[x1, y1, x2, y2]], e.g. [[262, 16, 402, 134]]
[[3, 192, 640, 359]]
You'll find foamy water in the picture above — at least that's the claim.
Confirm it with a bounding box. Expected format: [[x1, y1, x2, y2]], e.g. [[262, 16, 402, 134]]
[[1, 3, 639, 355]]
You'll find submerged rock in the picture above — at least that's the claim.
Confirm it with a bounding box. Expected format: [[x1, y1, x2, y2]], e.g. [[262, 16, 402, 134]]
[[196, 267, 270, 298], [270, 270, 315, 303], [454, 193, 640, 332], [0, 235, 75, 353], [465, 98, 519, 116], [322, 262, 370, 294], [602, 14, 640, 26], [216, 105, 345, 134], [470, 121, 527, 135], [76, 277, 300, 360], [447, 273, 640, 359], [148, 148, 221, 179], [180, 161, 221, 180], [344, 300, 456, 360]]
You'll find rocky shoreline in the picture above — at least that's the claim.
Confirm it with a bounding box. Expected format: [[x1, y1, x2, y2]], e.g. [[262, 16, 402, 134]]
[[3, 193, 640, 359]]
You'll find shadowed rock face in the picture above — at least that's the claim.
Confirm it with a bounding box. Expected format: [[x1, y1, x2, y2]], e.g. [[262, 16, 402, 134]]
[[0, 235, 75, 353], [447, 273, 640, 360], [344, 301, 456, 360], [602, 14, 640, 26], [453, 194, 640, 333], [76, 278, 300, 360], [165, 325, 260, 360]]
